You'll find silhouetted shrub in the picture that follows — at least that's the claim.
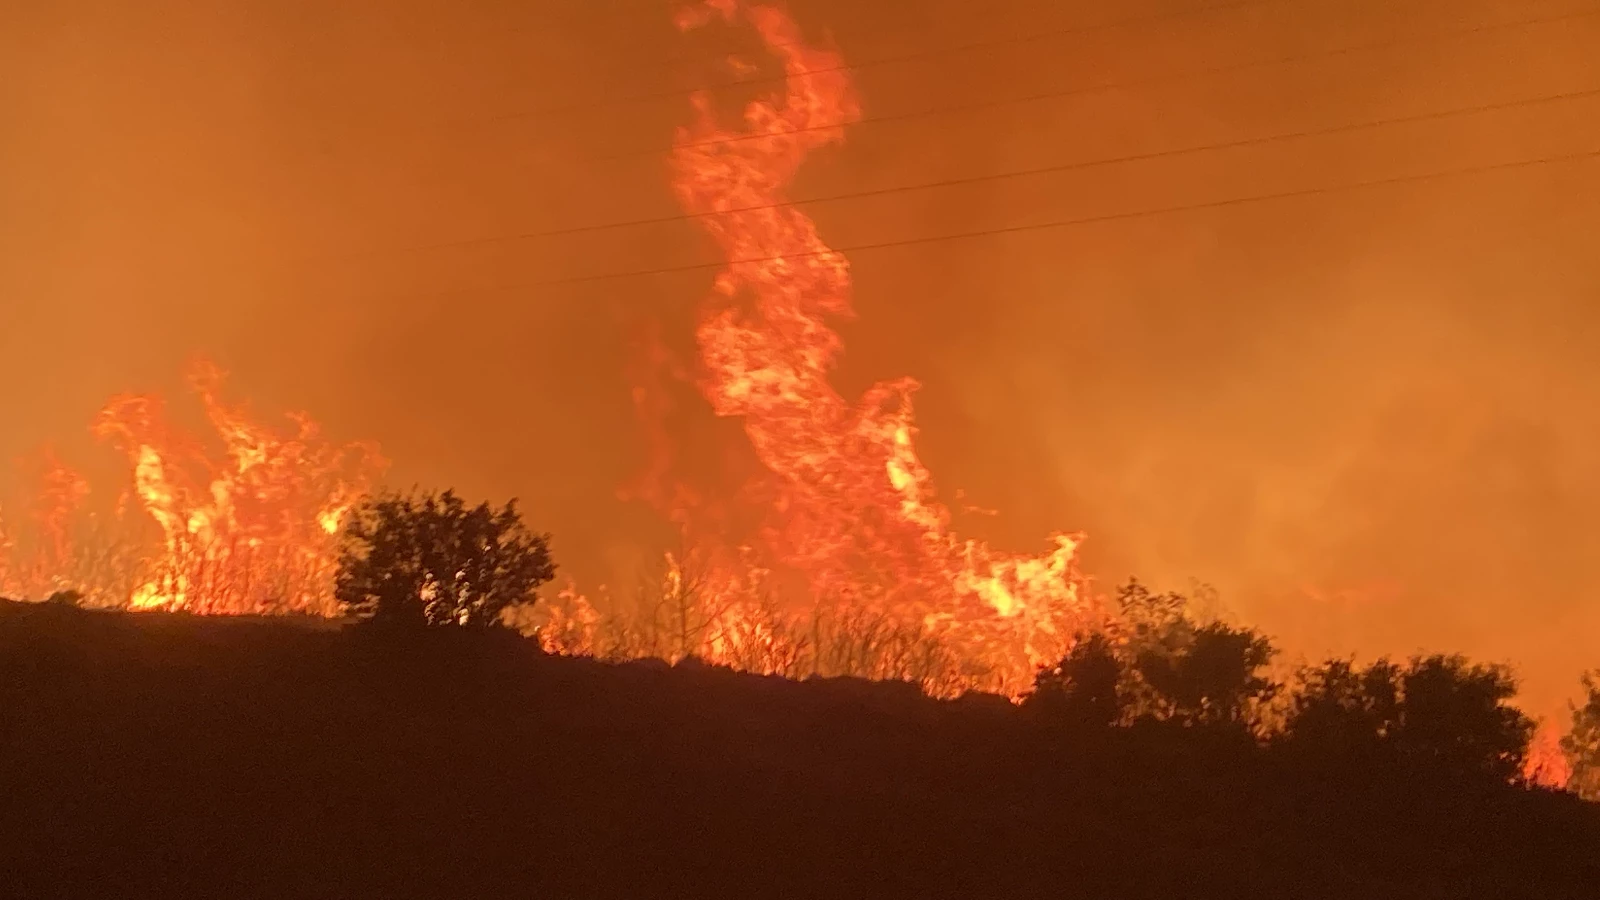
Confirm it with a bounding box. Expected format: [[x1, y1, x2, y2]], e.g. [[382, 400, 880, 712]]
[[1392, 654, 1534, 782], [1283, 657, 1402, 753], [1029, 632, 1123, 727], [335, 489, 556, 629], [1283, 654, 1534, 782], [1134, 620, 1278, 728], [1102, 580, 1278, 729], [1027, 581, 1279, 734]]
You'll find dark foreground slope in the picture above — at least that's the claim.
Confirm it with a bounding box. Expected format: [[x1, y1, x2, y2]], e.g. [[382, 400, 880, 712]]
[[3, 601, 1597, 900]]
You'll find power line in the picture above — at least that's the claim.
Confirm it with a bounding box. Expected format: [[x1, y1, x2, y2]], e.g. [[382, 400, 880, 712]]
[[312, 86, 1600, 265], [303, 5, 1600, 183], [480, 0, 1302, 126], [332, 148, 1600, 301], [335, 0, 1217, 140], [630, 6, 1600, 161]]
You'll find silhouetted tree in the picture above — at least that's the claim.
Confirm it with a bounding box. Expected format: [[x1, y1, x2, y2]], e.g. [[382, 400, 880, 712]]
[[1114, 578, 1190, 656], [336, 489, 556, 629], [1135, 621, 1278, 728], [1392, 654, 1534, 782], [1284, 657, 1402, 752], [1102, 579, 1279, 728], [1559, 671, 1600, 799], [1283, 653, 1534, 782], [1029, 632, 1123, 727]]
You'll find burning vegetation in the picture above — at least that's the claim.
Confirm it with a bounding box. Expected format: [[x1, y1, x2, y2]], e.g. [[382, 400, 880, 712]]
[[1, 360, 384, 616], [535, 0, 1100, 698]]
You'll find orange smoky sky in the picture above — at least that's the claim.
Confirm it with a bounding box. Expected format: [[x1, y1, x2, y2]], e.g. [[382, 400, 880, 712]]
[[2, 0, 1598, 712]]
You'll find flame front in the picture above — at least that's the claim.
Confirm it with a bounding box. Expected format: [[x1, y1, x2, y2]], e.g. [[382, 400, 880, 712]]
[[0, 449, 90, 600], [74, 360, 386, 616], [615, 0, 1099, 696]]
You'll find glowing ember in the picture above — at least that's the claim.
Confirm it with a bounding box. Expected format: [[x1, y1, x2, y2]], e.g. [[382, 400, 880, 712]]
[[86, 359, 386, 616], [548, 0, 1099, 697]]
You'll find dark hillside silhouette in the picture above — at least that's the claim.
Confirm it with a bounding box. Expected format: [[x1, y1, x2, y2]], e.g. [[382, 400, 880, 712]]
[[3, 600, 1598, 900]]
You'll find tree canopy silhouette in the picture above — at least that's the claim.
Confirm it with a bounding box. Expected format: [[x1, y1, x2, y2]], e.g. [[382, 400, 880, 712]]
[[1134, 620, 1277, 728], [1285, 654, 1535, 782], [1103, 580, 1278, 728], [1028, 631, 1123, 727], [336, 489, 556, 629], [1284, 657, 1402, 753], [1030, 581, 1278, 732], [1393, 654, 1534, 782], [1560, 671, 1600, 799]]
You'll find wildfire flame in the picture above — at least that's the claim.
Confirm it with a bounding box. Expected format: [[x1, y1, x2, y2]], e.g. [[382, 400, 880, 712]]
[[1, 359, 385, 615], [91, 359, 386, 615], [0, 449, 90, 600], [1523, 720, 1573, 789], [544, 0, 1100, 697]]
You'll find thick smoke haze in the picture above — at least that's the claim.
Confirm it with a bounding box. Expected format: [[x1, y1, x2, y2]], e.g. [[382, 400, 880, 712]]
[[2, 0, 1597, 711]]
